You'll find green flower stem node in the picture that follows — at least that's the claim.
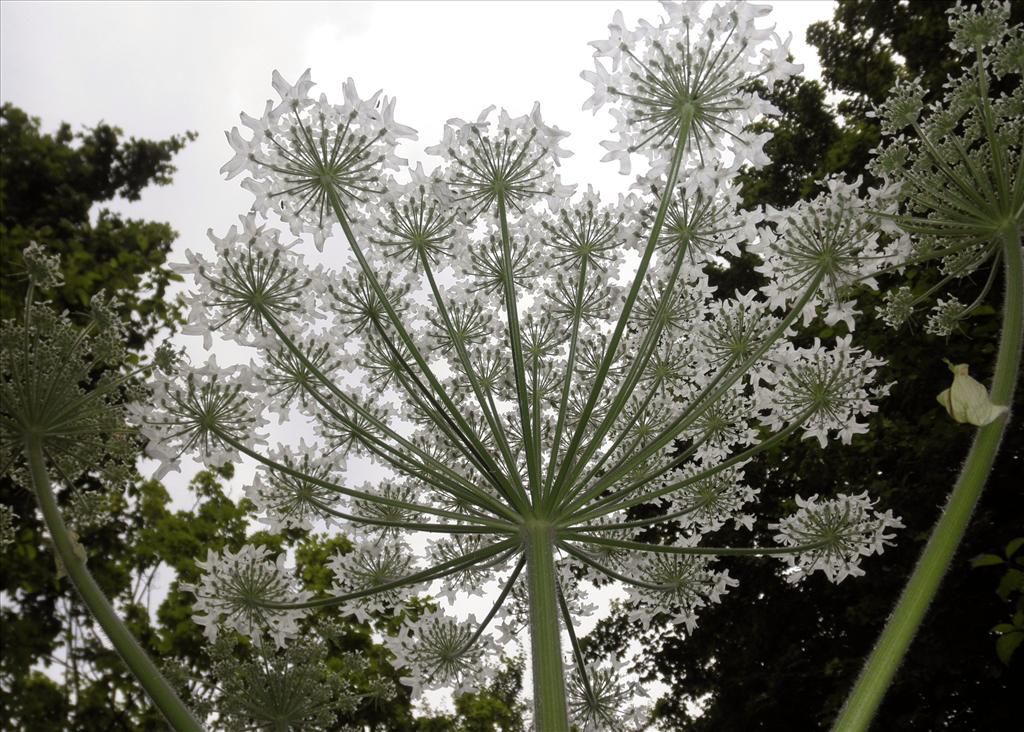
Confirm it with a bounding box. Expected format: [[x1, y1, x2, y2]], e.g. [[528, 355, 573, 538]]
[[833, 225, 1022, 731], [524, 520, 569, 729], [26, 437, 205, 732]]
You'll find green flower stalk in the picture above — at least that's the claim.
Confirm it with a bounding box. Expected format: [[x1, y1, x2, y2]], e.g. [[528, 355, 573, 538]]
[[835, 2, 1022, 729]]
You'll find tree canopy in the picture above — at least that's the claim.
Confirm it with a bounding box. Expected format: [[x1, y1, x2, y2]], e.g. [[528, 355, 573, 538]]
[[0, 103, 194, 348]]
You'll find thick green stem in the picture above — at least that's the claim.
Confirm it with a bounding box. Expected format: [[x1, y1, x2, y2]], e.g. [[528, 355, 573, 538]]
[[833, 227, 1021, 731], [25, 437, 204, 732], [524, 521, 569, 729]]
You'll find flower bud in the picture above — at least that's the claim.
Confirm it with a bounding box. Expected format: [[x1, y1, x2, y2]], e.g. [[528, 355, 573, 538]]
[[936, 361, 1008, 426]]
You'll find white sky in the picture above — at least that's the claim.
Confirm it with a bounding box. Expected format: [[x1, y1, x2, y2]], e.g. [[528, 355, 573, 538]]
[[1, 0, 837, 720], [1, 1, 835, 254]]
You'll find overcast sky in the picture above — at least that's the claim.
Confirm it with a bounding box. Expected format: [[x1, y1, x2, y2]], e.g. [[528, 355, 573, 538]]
[[2, 1, 836, 245], [2, 0, 838, 715]]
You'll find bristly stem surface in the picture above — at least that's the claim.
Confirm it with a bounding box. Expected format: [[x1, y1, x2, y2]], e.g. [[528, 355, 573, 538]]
[[26, 437, 205, 732], [833, 224, 1022, 731]]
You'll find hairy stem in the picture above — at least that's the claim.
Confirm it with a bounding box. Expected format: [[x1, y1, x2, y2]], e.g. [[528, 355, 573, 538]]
[[26, 438, 204, 732], [833, 225, 1021, 731], [524, 520, 569, 728]]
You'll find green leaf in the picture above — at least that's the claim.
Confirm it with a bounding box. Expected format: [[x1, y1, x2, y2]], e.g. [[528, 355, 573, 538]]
[[970, 553, 1005, 568], [997, 569, 1024, 601], [1006, 537, 1024, 558], [995, 632, 1024, 666]]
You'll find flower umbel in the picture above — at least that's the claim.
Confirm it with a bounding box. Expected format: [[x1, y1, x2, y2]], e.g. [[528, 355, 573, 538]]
[[184, 544, 312, 647], [152, 2, 921, 725], [223, 70, 416, 250], [385, 610, 496, 697], [771, 493, 905, 584], [584, 2, 801, 173], [134, 357, 267, 477], [1, 247, 140, 488]]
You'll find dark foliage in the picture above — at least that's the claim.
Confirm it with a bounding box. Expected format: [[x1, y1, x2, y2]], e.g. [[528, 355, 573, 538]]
[[0, 103, 194, 348]]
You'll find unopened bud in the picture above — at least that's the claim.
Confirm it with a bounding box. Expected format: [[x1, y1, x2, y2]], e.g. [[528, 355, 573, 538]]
[[936, 361, 1008, 426]]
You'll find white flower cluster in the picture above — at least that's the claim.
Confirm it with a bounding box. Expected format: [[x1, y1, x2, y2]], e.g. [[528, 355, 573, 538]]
[[173, 214, 322, 349], [152, 0, 915, 716], [755, 177, 910, 325], [222, 70, 416, 250], [623, 548, 738, 632], [384, 609, 498, 698], [760, 336, 890, 448], [132, 356, 269, 479], [22, 240, 65, 289], [925, 297, 967, 337], [568, 660, 651, 732], [426, 104, 576, 221], [583, 1, 801, 175], [326, 541, 422, 623], [665, 468, 759, 532], [770, 493, 904, 584], [0, 505, 16, 550], [867, 0, 1020, 334], [245, 442, 341, 532], [183, 544, 312, 647]]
